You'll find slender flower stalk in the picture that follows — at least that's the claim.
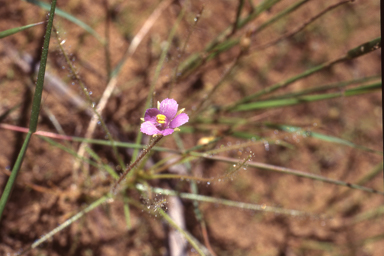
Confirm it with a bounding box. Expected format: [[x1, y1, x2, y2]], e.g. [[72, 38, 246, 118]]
[[111, 98, 189, 194], [111, 135, 163, 194]]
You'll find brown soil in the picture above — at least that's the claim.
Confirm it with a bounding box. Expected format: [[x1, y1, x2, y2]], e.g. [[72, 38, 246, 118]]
[[0, 0, 382, 256]]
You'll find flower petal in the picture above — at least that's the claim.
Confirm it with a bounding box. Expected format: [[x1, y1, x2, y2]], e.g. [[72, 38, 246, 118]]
[[144, 108, 160, 122], [169, 113, 189, 128], [140, 121, 161, 135], [161, 128, 174, 136], [159, 98, 178, 120]]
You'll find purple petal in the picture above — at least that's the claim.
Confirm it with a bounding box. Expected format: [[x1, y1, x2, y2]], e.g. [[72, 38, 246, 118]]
[[144, 108, 160, 122], [159, 98, 178, 120], [161, 128, 175, 136], [140, 121, 161, 135], [169, 113, 189, 128]]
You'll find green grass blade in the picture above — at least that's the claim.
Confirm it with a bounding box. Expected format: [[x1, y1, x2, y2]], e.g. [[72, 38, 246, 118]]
[[0, 102, 22, 122], [264, 123, 382, 154], [355, 162, 383, 186], [265, 76, 380, 100], [0, 0, 57, 221], [136, 184, 318, 217], [237, 0, 281, 29], [252, 0, 310, 34], [357, 233, 384, 247], [40, 136, 118, 177], [84, 146, 119, 179], [232, 82, 381, 111], [228, 38, 382, 108], [228, 57, 348, 109], [172, 132, 207, 235], [19, 195, 111, 255], [123, 197, 131, 230], [0, 21, 45, 39], [351, 205, 384, 225], [347, 37, 381, 59], [0, 132, 32, 220], [190, 153, 384, 195], [232, 0, 245, 34], [158, 209, 210, 256], [25, 0, 104, 44], [29, 3, 57, 133], [177, 0, 282, 79]]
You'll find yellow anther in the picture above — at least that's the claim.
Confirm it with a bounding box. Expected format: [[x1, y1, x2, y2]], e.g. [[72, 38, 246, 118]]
[[156, 114, 166, 124], [176, 108, 185, 116], [197, 136, 216, 145]]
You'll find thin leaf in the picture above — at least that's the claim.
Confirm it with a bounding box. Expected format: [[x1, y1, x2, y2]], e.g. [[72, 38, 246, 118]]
[[232, 82, 381, 111], [228, 38, 382, 108], [0, 21, 45, 39], [17, 195, 111, 255], [136, 184, 319, 218], [264, 123, 382, 154], [0, 0, 57, 221], [350, 205, 384, 225], [265, 75, 381, 100], [158, 209, 210, 256], [189, 153, 384, 195], [25, 0, 104, 44]]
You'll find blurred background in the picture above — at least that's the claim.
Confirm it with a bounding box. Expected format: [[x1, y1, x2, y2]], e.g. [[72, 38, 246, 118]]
[[0, 0, 382, 255]]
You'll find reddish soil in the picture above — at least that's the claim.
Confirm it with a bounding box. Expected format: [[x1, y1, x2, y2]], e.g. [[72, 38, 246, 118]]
[[0, 0, 382, 255]]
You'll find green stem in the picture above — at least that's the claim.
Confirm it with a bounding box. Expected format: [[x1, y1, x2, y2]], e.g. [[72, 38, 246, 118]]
[[231, 0, 245, 35], [158, 209, 208, 256], [189, 153, 384, 195], [111, 135, 163, 194], [228, 37, 381, 108], [0, 132, 32, 220], [232, 82, 382, 111], [228, 56, 348, 109], [137, 184, 318, 218], [0, 0, 57, 222], [17, 195, 111, 255]]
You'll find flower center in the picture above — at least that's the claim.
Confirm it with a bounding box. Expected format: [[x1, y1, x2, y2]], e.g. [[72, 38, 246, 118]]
[[156, 114, 167, 124]]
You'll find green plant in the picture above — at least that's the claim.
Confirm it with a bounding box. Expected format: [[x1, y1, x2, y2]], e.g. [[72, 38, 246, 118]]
[[0, 0, 382, 255]]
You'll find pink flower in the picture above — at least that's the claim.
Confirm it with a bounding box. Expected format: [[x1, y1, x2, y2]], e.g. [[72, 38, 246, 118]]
[[140, 98, 189, 136]]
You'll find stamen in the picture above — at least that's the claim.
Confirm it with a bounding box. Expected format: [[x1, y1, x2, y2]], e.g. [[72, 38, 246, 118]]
[[156, 114, 167, 124], [176, 108, 185, 116]]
